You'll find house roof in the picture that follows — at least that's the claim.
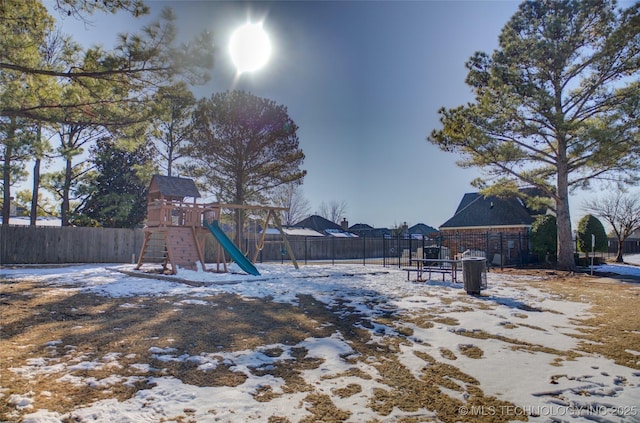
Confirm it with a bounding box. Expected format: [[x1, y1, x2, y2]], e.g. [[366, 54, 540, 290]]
[[149, 175, 201, 200], [349, 224, 392, 238], [408, 223, 438, 235], [264, 227, 324, 237], [440, 192, 535, 229], [294, 215, 343, 233], [349, 223, 374, 231]]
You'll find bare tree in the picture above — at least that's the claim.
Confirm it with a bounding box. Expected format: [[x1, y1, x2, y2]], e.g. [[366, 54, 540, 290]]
[[583, 192, 640, 263], [318, 200, 347, 225], [271, 183, 310, 226]]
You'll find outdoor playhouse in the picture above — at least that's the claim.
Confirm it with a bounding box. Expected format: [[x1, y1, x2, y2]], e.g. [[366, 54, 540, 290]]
[[135, 175, 296, 275]]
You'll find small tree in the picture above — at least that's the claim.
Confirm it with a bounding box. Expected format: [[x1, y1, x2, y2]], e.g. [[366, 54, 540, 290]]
[[583, 192, 640, 263], [576, 214, 608, 258], [77, 138, 154, 228], [531, 214, 557, 263]]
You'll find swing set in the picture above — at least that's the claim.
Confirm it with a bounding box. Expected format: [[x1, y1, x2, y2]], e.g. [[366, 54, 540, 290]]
[[135, 175, 298, 275]]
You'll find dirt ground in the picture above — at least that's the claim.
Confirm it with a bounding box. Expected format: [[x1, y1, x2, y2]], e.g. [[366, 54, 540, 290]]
[[1, 268, 639, 422]]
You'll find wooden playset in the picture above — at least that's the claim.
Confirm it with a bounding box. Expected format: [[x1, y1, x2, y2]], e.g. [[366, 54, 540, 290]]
[[135, 175, 297, 275]]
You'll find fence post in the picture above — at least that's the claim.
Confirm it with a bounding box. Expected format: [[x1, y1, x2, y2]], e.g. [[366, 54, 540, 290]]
[[332, 236, 335, 266], [500, 232, 504, 270], [362, 235, 366, 266], [304, 236, 308, 265], [383, 236, 386, 267]]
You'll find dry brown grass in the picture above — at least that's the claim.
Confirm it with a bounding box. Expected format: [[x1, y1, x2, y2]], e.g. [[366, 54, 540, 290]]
[[1, 268, 639, 422]]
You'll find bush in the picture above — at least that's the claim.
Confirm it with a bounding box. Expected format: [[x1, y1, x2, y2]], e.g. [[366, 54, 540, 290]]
[[531, 214, 557, 261], [577, 214, 608, 256]]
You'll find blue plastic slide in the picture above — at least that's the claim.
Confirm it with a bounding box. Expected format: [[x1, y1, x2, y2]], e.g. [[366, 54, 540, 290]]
[[205, 220, 260, 276]]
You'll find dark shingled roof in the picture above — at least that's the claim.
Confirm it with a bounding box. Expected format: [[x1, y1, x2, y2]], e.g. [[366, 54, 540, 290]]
[[294, 215, 343, 233], [149, 175, 201, 200], [408, 223, 438, 235], [349, 223, 392, 238], [440, 193, 534, 229]]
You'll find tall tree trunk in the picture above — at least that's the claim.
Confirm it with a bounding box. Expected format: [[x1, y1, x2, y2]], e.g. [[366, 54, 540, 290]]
[[1, 144, 12, 226], [167, 126, 173, 177], [556, 157, 575, 270], [1, 119, 16, 225], [61, 157, 72, 226], [30, 124, 42, 226], [31, 157, 41, 226]]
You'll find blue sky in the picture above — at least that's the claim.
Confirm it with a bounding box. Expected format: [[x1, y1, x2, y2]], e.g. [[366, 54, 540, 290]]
[[53, 0, 606, 230]]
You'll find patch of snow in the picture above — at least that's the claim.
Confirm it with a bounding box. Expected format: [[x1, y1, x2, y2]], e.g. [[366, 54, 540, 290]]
[[3, 255, 640, 422]]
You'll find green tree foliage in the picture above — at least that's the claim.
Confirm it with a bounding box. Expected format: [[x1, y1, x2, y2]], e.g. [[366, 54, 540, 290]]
[[15, 189, 58, 218], [577, 214, 608, 257], [0, 1, 213, 225], [0, 3, 214, 125], [0, 118, 36, 223], [428, 0, 640, 270], [41, 164, 96, 223], [76, 138, 153, 228], [581, 215, 609, 253], [188, 90, 306, 243], [0, 0, 58, 223], [51, 0, 148, 19], [148, 82, 196, 177], [531, 214, 557, 262]]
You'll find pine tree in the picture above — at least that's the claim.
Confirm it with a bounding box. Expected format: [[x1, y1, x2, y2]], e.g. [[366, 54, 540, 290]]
[[188, 90, 306, 245], [429, 0, 640, 270], [77, 138, 154, 228]]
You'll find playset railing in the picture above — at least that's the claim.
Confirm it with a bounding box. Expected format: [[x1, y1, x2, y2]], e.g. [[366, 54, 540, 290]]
[[146, 200, 221, 228]]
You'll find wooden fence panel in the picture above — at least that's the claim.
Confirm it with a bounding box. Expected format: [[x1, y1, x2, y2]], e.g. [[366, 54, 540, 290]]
[[0, 225, 144, 265]]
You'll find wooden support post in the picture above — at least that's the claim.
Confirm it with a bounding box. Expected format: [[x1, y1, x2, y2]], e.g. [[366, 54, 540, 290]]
[[252, 210, 271, 263], [272, 212, 299, 269], [135, 231, 152, 270], [192, 226, 206, 270]]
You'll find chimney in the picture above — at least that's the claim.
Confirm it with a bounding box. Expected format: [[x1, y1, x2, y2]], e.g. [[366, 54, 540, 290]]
[[341, 217, 349, 231]]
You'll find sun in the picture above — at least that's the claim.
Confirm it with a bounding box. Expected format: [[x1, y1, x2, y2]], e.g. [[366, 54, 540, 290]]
[[229, 22, 272, 74]]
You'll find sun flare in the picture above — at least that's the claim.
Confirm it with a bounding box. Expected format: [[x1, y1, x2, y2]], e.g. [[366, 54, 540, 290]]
[[229, 22, 272, 74]]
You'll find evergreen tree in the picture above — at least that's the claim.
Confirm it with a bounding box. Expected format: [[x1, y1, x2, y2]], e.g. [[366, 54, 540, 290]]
[[429, 0, 640, 270], [531, 214, 557, 262], [577, 214, 608, 258], [188, 90, 306, 245], [148, 82, 196, 177], [77, 138, 153, 228], [0, 3, 214, 124]]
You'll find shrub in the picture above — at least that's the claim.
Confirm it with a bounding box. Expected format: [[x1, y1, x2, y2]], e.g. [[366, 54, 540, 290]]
[[577, 214, 608, 256], [531, 214, 557, 262]]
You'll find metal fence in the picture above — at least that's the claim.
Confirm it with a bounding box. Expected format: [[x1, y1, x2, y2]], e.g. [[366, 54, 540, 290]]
[[2, 224, 638, 267], [251, 231, 533, 269]]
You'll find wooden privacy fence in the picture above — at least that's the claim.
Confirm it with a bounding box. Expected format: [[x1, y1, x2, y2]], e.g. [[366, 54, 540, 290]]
[[0, 225, 144, 265]]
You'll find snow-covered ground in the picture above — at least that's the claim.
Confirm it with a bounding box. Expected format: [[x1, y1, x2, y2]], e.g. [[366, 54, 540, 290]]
[[1, 255, 640, 422]]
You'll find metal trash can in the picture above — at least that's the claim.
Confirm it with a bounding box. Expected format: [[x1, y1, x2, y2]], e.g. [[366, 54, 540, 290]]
[[462, 258, 487, 295]]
